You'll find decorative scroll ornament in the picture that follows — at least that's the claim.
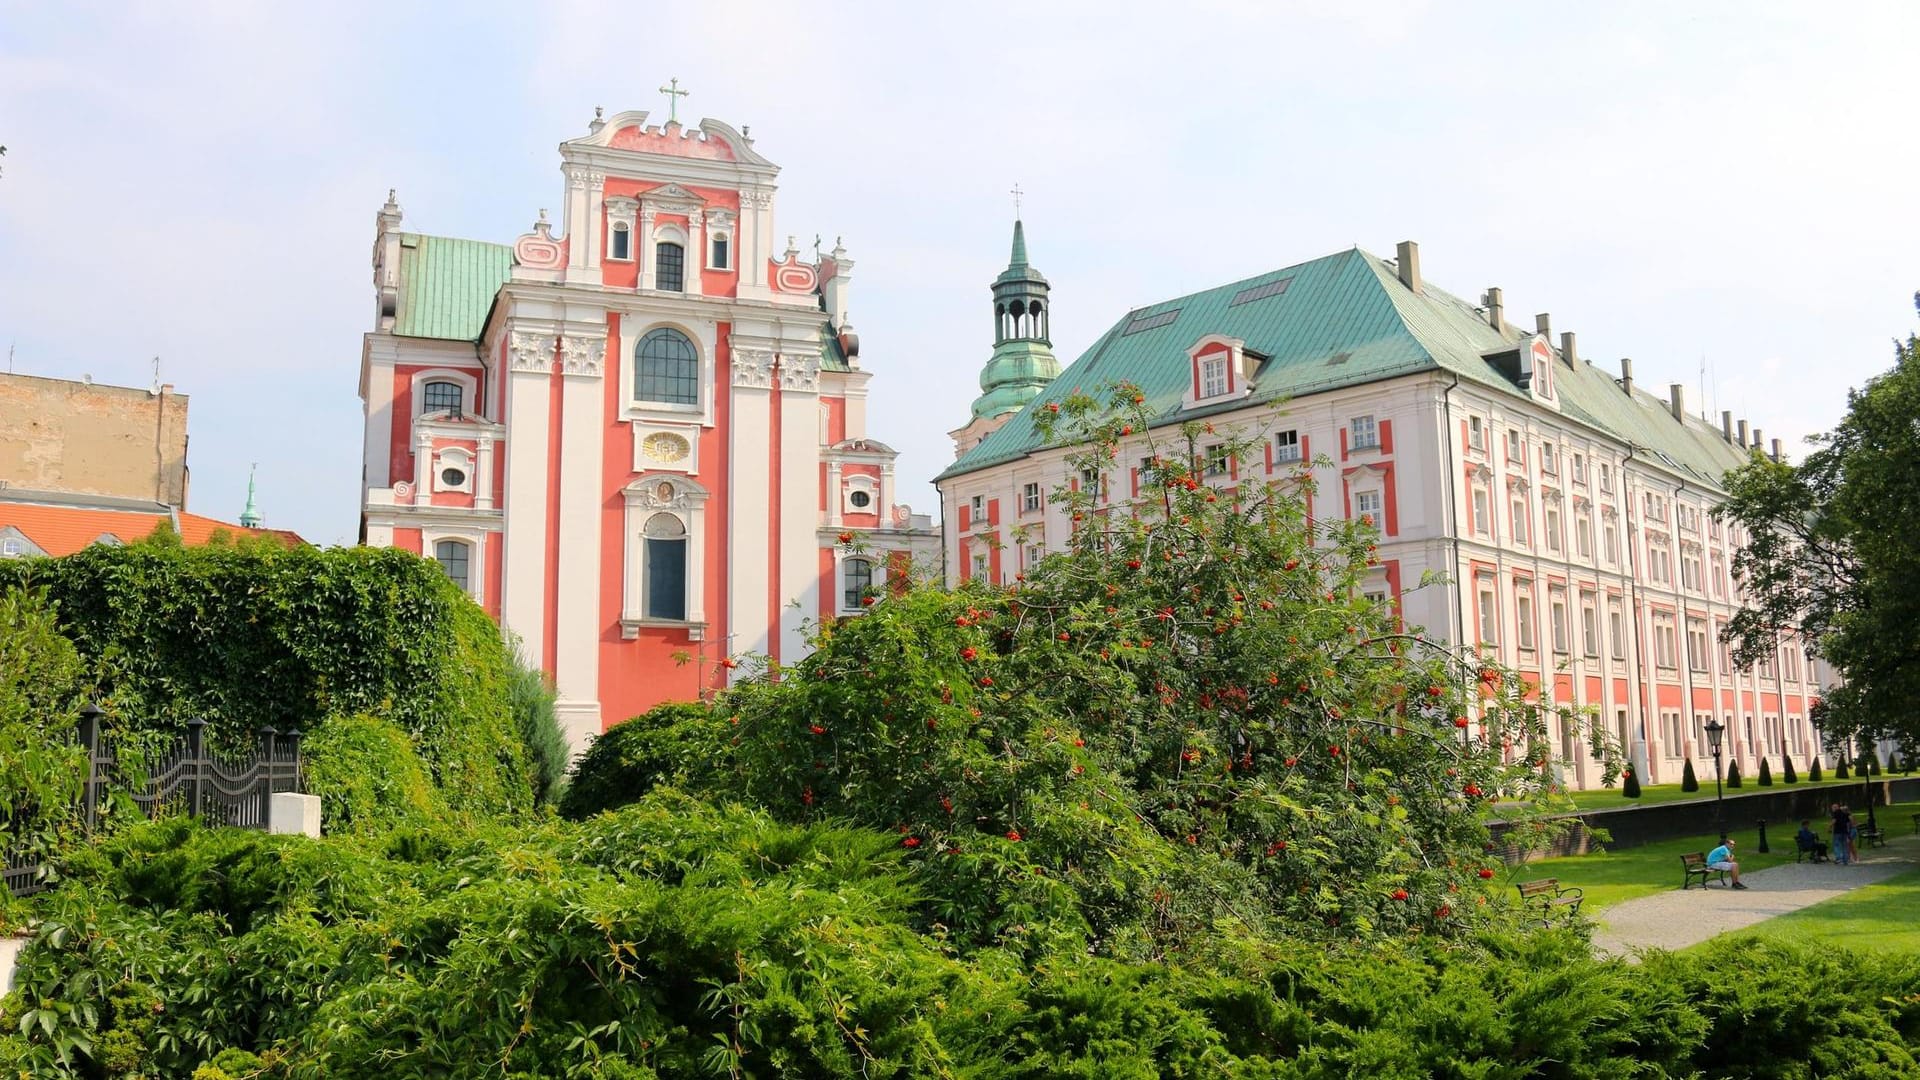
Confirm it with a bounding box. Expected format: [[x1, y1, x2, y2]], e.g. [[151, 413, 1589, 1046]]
[[732, 347, 775, 388], [560, 335, 606, 376], [514, 209, 565, 269], [508, 331, 555, 372], [393, 480, 414, 502]]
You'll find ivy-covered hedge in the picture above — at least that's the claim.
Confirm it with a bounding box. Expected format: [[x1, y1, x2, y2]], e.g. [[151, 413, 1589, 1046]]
[[5, 809, 1917, 1077], [0, 537, 533, 819]]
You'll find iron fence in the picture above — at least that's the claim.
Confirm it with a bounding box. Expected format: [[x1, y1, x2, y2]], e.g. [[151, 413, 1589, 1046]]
[[4, 707, 305, 898]]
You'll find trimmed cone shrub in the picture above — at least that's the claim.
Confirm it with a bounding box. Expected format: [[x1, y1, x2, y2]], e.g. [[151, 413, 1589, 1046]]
[[1784, 755, 1799, 784], [1727, 760, 1743, 788], [1810, 756, 1823, 782], [1681, 757, 1700, 793], [1623, 765, 1642, 798], [1869, 753, 1883, 776], [1837, 757, 1850, 780], [1758, 758, 1773, 786]]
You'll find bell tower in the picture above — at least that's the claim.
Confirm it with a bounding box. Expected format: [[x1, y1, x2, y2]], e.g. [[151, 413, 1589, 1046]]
[[950, 218, 1061, 457]]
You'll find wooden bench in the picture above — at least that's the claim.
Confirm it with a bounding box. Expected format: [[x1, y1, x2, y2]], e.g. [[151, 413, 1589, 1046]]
[[1516, 878, 1584, 919], [1680, 851, 1729, 889], [1860, 825, 1886, 848], [1794, 833, 1829, 863]]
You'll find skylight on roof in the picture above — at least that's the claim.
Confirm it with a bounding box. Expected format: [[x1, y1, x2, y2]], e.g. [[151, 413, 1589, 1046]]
[[1121, 310, 1180, 336], [1229, 276, 1293, 307]]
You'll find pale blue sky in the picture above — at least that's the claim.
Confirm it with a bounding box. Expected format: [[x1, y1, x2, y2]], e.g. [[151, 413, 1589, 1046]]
[[3, 2, 1915, 544]]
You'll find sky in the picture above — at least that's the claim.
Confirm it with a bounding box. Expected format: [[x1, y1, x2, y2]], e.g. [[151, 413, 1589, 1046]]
[[2, 2, 1916, 545]]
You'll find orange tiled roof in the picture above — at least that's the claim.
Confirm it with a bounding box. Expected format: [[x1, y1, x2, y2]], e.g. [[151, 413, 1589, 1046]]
[[0, 500, 303, 557]]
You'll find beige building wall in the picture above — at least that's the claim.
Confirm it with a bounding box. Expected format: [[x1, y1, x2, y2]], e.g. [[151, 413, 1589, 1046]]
[[0, 374, 190, 506]]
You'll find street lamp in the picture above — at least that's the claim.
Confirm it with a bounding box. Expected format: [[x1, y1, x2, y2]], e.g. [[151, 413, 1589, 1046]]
[[1860, 733, 1879, 835], [1704, 718, 1727, 829]]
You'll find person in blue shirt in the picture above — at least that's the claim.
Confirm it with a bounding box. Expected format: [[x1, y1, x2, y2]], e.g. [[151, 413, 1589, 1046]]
[[1707, 836, 1748, 889], [1795, 820, 1826, 862]]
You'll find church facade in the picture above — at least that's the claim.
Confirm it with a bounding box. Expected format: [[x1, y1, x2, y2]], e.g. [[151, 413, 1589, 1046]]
[[357, 106, 937, 752], [937, 237, 1827, 790]]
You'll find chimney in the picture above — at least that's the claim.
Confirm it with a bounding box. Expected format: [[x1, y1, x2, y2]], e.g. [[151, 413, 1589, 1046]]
[[1395, 241, 1421, 294], [1560, 330, 1577, 369], [1751, 427, 1763, 452], [1722, 411, 1734, 442], [1535, 313, 1551, 339], [1669, 384, 1685, 422], [1485, 287, 1505, 334], [1619, 357, 1634, 396], [1770, 438, 1784, 462], [1737, 419, 1749, 446]]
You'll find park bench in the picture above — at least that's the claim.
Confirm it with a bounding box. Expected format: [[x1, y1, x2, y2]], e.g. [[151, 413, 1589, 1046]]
[[1515, 878, 1584, 920], [1794, 831, 1829, 864], [1860, 824, 1886, 848], [1912, 813, 1919, 836], [1680, 851, 1730, 890]]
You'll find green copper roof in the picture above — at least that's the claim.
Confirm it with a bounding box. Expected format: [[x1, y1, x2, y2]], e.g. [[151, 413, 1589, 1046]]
[[972, 339, 1061, 419], [995, 219, 1048, 287], [393, 234, 516, 341], [939, 246, 1749, 487]]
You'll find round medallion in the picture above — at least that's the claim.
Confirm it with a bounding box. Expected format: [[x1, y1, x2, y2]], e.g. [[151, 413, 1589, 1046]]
[[654, 480, 676, 502], [642, 431, 691, 463]]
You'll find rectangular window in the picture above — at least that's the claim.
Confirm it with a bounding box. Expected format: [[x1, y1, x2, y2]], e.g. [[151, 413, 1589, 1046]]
[[1022, 482, 1041, 514], [1350, 415, 1378, 450], [1572, 453, 1587, 485], [1354, 489, 1382, 520], [1681, 551, 1702, 592], [1506, 430, 1524, 460], [969, 495, 985, 519], [1575, 512, 1592, 559], [611, 224, 632, 261], [1515, 589, 1536, 651], [433, 539, 471, 594], [1274, 429, 1301, 464], [1024, 544, 1045, 570], [421, 381, 464, 415], [1080, 468, 1104, 499], [1478, 579, 1498, 645], [1599, 463, 1613, 494], [1472, 487, 1491, 537], [1510, 496, 1529, 545], [1200, 355, 1229, 398], [1550, 589, 1569, 653], [1609, 601, 1625, 659], [1544, 505, 1563, 553], [1202, 444, 1228, 477], [655, 241, 686, 292], [710, 234, 731, 270], [1718, 626, 1732, 676], [1541, 445, 1557, 476], [1711, 553, 1727, 598], [1468, 415, 1486, 451], [1581, 593, 1599, 657], [1603, 521, 1619, 565], [1654, 616, 1678, 669], [1688, 619, 1709, 672], [1650, 545, 1671, 584], [1363, 588, 1390, 607]]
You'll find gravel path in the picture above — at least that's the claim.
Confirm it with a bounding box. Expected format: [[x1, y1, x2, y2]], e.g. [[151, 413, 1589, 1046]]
[[1592, 832, 1919, 957]]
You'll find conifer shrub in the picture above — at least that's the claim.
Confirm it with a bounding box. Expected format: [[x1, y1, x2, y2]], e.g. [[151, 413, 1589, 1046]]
[[1837, 757, 1850, 780], [1728, 760, 1743, 788], [507, 653, 567, 807], [1810, 756, 1823, 782], [1758, 757, 1773, 786], [1869, 751, 1883, 776], [1680, 757, 1699, 792], [1784, 754, 1799, 783], [560, 701, 727, 819], [1623, 765, 1642, 798]]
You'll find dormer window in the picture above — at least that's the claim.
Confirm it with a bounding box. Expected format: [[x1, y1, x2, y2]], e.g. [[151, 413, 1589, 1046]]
[[1184, 335, 1251, 407], [611, 222, 632, 261], [1200, 354, 1229, 399], [421, 380, 463, 417]]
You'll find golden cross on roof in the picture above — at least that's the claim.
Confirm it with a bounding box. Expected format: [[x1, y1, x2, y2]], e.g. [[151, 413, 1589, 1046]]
[[658, 77, 689, 124]]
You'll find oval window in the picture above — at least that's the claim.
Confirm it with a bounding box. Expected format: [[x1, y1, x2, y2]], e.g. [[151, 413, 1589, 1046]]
[[441, 468, 467, 488], [849, 490, 872, 508]]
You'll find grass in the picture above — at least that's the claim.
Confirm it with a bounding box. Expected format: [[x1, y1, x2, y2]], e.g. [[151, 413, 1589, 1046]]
[[1708, 869, 1920, 954], [1510, 799, 1920, 914], [1563, 772, 1897, 813]]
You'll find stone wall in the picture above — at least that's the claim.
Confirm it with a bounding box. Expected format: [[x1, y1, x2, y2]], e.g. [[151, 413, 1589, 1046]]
[[1495, 777, 1920, 863], [0, 373, 190, 506]]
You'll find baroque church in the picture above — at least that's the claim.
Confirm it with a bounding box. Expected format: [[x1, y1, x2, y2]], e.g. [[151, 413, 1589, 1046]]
[[357, 101, 937, 752]]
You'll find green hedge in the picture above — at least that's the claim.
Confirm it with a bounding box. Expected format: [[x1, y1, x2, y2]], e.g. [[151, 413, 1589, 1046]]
[[0, 538, 532, 821]]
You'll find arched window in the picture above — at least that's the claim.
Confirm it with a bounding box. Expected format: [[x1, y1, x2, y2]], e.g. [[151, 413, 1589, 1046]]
[[710, 232, 730, 270], [635, 328, 698, 405], [656, 241, 686, 292], [421, 380, 463, 416], [843, 557, 873, 610], [611, 222, 631, 261], [433, 539, 471, 593], [643, 513, 687, 620]]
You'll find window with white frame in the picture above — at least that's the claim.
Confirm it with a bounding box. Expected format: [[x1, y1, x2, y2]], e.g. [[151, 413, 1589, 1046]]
[[1202, 445, 1228, 478], [1477, 577, 1498, 644], [1274, 429, 1301, 464], [1354, 489, 1382, 521], [1609, 600, 1626, 659], [1598, 463, 1613, 494], [1581, 593, 1599, 656], [709, 229, 732, 270], [1081, 467, 1105, 498], [1544, 505, 1563, 553], [1681, 550, 1702, 592], [1506, 429, 1524, 460], [1363, 587, 1390, 608], [0, 537, 21, 558], [1350, 414, 1378, 450], [611, 222, 632, 261], [843, 557, 873, 610], [1711, 553, 1727, 597], [432, 448, 473, 494], [433, 539, 472, 594], [1603, 520, 1619, 565], [1550, 588, 1569, 653], [1468, 415, 1486, 451], [1575, 511, 1592, 559], [971, 552, 989, 580], [655, 241, 686, 292], [1022, 482, 1041, 514], [1654, 614, 1678, 669], [1718, 627, 1732, 675], [1515, 588, 1536, 651], [1541, 445, 1558, 476], [1024, 544, 1045, 569], [634, 327, 700, 406], [1687, 618, 1709, 672], [421, 380, 464, 416], [1199, 354, 1229, 399], [1649, 544, 1671, 584], [1662, 711, 1683, 755], [1510, 495, 1529, 544], [1572, 453, 1587, 485], [642, 513, 688, 620], [969, 494, 985, 519], [1472, 486, 1492, 537]]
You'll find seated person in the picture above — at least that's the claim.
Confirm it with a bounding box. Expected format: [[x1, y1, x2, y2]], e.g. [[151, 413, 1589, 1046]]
[[1706, 837, 1748, 889], [1795, 820, 1825, 859]]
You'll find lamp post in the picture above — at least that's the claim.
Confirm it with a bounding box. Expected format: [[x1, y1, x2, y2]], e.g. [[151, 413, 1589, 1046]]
[[1860, 732, 1879, 835], [1704, 718, 1727, 830]]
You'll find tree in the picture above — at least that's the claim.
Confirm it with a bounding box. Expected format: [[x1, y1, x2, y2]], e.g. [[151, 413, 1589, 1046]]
[[1727, 761, 1743, 788], [1784, 754, 1799, 784], [1759, 758, 1773, 786], [1681, 757, 1700, 792], [1623, 765, 1642, 798], [1718, 298, 1920, 749]]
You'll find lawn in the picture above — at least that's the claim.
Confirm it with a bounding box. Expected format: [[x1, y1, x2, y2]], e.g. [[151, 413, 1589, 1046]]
[[1562, 772, 1898, 813], [1707, 869, 1920, 954], [1508, 799, 1920, 914]]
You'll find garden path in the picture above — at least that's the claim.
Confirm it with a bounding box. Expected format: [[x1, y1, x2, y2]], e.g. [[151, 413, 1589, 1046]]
[[1592, 831, 1919, 957]]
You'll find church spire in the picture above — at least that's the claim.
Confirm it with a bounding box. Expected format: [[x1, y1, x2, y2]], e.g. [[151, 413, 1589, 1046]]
[[969, 217, 1060, 421], [239, 464, 262, 529]]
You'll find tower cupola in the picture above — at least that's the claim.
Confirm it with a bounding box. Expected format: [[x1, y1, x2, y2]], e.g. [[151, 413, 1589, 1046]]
[[970, 219, 1061, 420]]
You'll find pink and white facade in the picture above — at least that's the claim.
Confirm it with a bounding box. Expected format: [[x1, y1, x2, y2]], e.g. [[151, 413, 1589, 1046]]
[[358, 108, 937, 751]]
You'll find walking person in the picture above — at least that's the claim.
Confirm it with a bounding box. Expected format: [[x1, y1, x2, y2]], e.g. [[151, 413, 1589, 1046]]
[[1830, 804, 1854, 865]]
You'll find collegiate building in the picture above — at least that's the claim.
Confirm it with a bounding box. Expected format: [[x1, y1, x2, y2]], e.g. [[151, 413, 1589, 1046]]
[[357, 105, 937, 752], [937, 237, 1824, 789]]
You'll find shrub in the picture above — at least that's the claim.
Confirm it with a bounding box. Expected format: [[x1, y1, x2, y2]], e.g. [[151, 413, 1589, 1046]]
[[1810, 755, 1824, 782], [1759, 757, 1774, 786], [0, 587, 89, 870], [1623, 765, 1642, 798], [1728, 760, 1743, 788], [1680, 757, 1699, 792], [560, 701, 729, 820], [507, 653, 567, 807], [1784, 754, 1799, 783], [1837, 756, 1850, 780], [300, 714, 447, 833]]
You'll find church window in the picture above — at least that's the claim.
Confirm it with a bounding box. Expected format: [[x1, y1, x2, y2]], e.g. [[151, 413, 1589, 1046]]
[[421, 381, 463, 416], [433, 539, 471, 594], [710, 232, 731, 270], [440, 467, 467, 489], [635, 328, 699, 406], [611, 222, 631, 261], [1199, 354, 1228, 399], [849, 490, 872, 509], [843, 557, 873, 610], [656, 242, 686, 292], [643, 513, 688, 620]]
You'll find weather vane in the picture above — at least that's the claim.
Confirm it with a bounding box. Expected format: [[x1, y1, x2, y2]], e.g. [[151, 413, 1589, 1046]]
[[658, 77, 689, 124], [1010, 182, 1023, 217]]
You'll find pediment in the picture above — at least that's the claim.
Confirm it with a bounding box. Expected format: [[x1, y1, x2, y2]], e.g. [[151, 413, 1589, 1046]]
[[644, 182, 705, 208]]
